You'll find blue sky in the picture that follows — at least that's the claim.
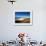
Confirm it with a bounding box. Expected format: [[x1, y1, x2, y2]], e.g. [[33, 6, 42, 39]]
[[15, 12, 32, 18]]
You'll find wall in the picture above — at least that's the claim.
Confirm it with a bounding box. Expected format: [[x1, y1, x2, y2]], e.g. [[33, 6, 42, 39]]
[[0, 0, 46, 41]]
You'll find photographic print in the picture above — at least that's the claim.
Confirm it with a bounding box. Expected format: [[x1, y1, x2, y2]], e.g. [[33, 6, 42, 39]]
[[15, 10, 32, 26]]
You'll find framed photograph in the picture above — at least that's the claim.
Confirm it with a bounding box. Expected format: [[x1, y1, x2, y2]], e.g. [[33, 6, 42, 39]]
[[15, 10, 33, 26]]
